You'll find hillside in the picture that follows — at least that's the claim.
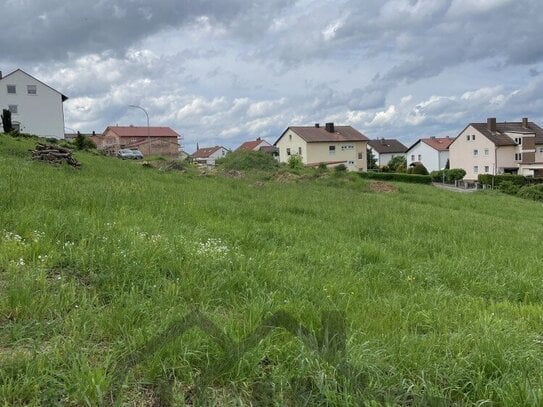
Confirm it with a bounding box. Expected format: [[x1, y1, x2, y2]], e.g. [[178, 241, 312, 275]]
[[2, 135, 543, 405]]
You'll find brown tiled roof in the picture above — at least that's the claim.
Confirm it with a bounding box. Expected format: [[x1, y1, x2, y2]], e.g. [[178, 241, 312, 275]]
[[368, 139, 407, 153], [192, 146, 223, 158], [470, 121, 543, 146], [259, 145, 279, 153], [105, 126, 179, 138], [421, 137, 453, 151], [277, 125, 369, 144], [237, 140, 262, 151]]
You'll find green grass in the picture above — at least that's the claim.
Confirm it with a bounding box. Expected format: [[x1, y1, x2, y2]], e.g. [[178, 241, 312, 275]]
[[2, 134, 543, 405]]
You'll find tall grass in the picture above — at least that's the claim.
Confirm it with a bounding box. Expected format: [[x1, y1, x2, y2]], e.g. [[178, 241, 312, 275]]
[[1, 134, 543, 405]]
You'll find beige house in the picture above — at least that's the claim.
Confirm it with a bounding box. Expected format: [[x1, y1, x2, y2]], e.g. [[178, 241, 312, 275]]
[[274, 122, 369, 171], [96, 126, 181, 157], [449, 117, 543, 180]]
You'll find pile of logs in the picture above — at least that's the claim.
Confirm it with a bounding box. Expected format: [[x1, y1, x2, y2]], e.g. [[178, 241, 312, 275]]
[[31, 143, 81, 167]]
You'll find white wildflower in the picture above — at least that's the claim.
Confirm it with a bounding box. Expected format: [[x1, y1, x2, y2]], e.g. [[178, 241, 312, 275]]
[[196, 238, 230, 257]]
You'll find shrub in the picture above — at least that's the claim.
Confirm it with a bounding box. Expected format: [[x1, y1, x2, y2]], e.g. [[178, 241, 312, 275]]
[[334, 164, 347, 173], [478, 174, 528, 188], [317, 162, 328, 171], [287, 154, 303, 169], [359, 171, 432, 184], [387, 156, 407, 173], [447, 168, 466, 182], [73, 132, 97, 150], [407, 162, 429, 175], [517, 184, 543, 202], [1, 109, 13, 133], [215, 150, 279, 171], [498, 180, 521, 195], [430, 170, 444, 182]]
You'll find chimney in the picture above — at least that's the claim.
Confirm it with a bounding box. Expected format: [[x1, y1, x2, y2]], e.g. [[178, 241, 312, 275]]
[[522, 117, 529, 128], [256, 137, 261, 141], [325, 122, 335, 132], [487, 117, 497, 132], [315, 123, 320, 128]]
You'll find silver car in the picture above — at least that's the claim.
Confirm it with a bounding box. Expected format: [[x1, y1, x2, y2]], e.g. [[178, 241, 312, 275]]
[[131, 149, 144, 159], [117, 149, 135, 159]]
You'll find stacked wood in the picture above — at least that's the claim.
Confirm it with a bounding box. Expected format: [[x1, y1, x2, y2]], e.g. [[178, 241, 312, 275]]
[[31, 143, 81, 167]]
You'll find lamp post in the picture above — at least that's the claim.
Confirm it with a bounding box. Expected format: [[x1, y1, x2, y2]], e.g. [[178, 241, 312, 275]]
[[128, 105, 150, 156]]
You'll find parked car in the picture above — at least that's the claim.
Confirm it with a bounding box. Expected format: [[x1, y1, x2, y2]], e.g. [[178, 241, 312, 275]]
[[117, 149, 135, 159], [131, 149, 144, 160]]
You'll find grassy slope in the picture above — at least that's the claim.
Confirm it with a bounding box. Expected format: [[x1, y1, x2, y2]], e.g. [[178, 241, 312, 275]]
[[1, 135, 543, 405]]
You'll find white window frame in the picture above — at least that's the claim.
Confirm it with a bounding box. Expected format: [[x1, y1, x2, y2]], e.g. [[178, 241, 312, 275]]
[[27, 85, 37, 95], [7, 85, 16, 94], [474, 166, 478, 174]]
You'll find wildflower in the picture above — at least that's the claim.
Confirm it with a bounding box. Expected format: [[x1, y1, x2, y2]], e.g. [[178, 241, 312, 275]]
[[16, 258, 25, 267], [63, 241, 75, 249]]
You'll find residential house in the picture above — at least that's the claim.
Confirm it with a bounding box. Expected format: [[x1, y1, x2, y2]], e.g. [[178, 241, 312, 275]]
[[367, 138, 407, 167], [236, 137, 279, 158], [0, 69, 67, 138], [274, 122, 369, 171], [192, 146, 230, 166], [96, 126, 180, 157], [449, 117, 543, 180], [406, 137, 453, 172]]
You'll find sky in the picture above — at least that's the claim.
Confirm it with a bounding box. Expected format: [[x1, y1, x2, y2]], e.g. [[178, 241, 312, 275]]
[[2, 0, 543, 153]]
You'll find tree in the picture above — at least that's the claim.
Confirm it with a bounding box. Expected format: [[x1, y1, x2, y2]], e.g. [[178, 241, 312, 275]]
[[407, 162, 429, 175], [1, 109, 13, 133], [366, 148, 377, 169], [387, 156, 407, 173]]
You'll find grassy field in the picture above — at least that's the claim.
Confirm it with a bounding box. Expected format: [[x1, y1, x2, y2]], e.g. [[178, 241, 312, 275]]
[[2, 134, 543, 406]]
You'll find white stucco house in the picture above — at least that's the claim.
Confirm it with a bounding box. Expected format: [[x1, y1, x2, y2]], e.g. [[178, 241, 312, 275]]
[[0, 69, 67, 138], [367, 138, 407, 167], [274, 122, 368, 172], [192, 145, 230, 166], [406, 137, 453, 172]]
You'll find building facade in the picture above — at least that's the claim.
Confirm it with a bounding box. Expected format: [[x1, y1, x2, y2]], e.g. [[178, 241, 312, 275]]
[[97, 126, 180, 157], [406, 137, 452, 172], [0, 69, 67, 138], [367, 139, 407, 167]]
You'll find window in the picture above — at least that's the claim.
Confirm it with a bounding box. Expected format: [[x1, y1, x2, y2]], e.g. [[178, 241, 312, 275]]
[[358, 152, 363, 160], [472, 135, 476, 141], [329, 145, 335, 155], [7, 85, 16, 94], [417, 154, 421, 161], [466, 135, 470, 141], [286, 148, 291, 156], [484, 166, 489, 173], [515, 153, 522, 161], [341, 144, 354, 151], [474, 166, 478, 174], [411, 154, 415, 161], [348, 161, 355, 165], [539, 147, 543, 153], [473, 149, 478, 156], [8, 105, 18, 114], [288, 134, 292, 141], [484, 148, 489, 156], [515, 137, 522, 145], [298, 147, 302, 155], [27, 85, 37, 95]]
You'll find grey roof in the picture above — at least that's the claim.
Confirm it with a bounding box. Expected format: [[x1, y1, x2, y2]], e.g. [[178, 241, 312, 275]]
[[368, 138, 407, 153], [470, 121, 543, 146], [277, 125, 368, 144]]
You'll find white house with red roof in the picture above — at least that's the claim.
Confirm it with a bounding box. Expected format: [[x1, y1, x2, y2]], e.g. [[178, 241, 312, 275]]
[[98, 125, 180, 157], [192, 146, 230, 166], [0, 69, 68, 138], [236, 137, 272, 151], [406, 137, 453, 172]]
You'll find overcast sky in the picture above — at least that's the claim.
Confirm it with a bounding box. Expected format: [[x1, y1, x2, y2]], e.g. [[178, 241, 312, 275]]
[[2, 0, 543, 152]]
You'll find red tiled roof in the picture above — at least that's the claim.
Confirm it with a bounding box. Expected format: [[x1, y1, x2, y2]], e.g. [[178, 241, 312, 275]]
[[421, 137, 453, 151], [105, 126, 179, 138], [192, 146, 223, 158]]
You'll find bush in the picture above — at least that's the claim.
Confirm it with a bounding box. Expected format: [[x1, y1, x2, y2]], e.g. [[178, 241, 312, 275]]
[[478, 174, 528, 188], [73, 132, 97, 150], [386, 156, 407, 173], [216, 150, 279, 171], [287, 154, 303, 169], [407, 162, 429, 175], [517, 184, 543, 201], [359, 171, 432, 184], [317, 162, 328, 171], [334, 164, 347, 173], [430, 170, 444, 182], [431, 168, 466, 183], [498, 180, 521, 195]]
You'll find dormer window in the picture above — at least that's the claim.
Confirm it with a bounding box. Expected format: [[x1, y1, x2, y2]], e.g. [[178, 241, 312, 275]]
[[514, 137, 522, 145], [7, 85, 16, 94]]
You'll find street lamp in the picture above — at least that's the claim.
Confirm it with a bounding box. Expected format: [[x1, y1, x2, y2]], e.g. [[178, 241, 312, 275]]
[[128, 104, 150, 156]]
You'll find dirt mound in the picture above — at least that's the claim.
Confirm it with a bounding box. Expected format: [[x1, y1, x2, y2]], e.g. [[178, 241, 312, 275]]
[[368, 181, 398, 193]]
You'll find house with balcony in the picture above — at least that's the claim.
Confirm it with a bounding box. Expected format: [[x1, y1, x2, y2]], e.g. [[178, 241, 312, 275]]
[[0, 69, 67, 138], [274, 122, 368, 171], [449, 117, 543, 180]]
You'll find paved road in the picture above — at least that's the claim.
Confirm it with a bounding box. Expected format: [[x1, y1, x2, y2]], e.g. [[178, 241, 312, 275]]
[[432, 182, 480, 193]]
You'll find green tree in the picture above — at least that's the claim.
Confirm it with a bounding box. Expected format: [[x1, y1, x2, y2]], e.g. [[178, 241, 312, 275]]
[[1, 109, 13, 133], [387, 156, 407, 173], [407, 162, 429, 175], [366, 148, 378, 169]]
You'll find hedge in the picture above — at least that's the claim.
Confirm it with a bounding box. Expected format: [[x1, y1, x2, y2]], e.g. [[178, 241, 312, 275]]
[[517, 184, 543, 202], [359, 171, 432, 184]]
